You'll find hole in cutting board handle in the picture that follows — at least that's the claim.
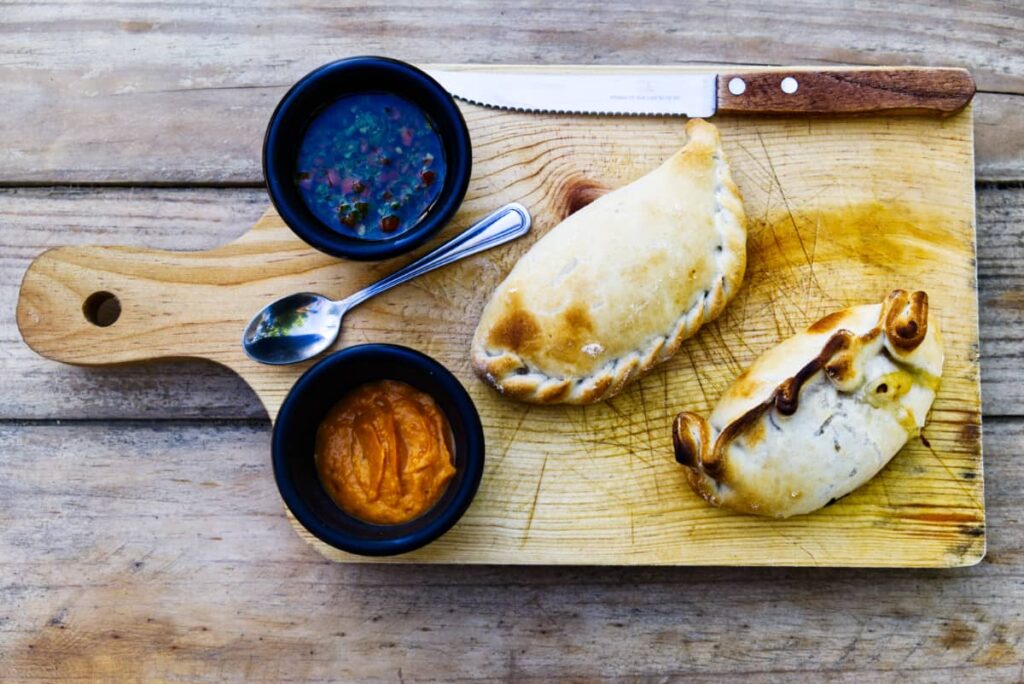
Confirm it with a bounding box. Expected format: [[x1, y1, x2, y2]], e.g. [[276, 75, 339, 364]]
[[82, 291, 121, 327]]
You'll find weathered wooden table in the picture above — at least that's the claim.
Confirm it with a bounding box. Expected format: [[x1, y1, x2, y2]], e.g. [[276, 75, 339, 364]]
[[2, 3, 1022, 681]]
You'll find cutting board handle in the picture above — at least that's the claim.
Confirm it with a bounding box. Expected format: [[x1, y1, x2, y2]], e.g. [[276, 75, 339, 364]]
[[14, 209, 379, 373], [16, 243, 236, 366], [716, 68, 975, 115]]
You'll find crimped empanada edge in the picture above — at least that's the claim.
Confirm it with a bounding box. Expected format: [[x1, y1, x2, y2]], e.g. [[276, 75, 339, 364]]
[[471, 131, 747, 405], [673, 289, 938, 517]]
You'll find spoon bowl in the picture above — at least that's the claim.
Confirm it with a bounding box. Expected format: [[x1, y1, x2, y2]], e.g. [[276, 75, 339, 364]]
[[242, 203, 531, 366], [243, 293, 341, 365]]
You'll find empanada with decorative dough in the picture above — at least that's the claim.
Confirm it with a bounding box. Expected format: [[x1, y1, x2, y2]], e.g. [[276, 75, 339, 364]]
[[673, 290, 943, 518], [471, 119, 747, 404]]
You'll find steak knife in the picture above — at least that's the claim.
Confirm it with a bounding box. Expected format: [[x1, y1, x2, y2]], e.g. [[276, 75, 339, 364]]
[[428, 67, 975, 117]]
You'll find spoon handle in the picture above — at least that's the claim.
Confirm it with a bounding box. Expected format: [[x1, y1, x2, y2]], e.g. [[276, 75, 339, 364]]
[[341, 203, 531, 310]]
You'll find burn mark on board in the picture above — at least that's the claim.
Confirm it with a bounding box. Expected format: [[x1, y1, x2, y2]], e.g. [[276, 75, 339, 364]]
[[958, 422, 981, 448]]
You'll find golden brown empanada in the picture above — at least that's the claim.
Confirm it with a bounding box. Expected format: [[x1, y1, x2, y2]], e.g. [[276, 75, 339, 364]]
[[673, 290, 943, 518], [471, 119, 747, 404]]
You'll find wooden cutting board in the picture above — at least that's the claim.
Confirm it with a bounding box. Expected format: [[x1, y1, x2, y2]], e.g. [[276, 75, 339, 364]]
[[16, 66, 983, 567]]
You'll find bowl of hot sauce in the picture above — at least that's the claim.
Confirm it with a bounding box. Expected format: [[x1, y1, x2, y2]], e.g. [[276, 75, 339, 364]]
[[272, 344, 485, 556], [263, 56, 472, 260]]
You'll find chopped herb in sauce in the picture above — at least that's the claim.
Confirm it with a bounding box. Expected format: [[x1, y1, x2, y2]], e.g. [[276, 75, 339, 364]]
[[295, 93, 446, 241]]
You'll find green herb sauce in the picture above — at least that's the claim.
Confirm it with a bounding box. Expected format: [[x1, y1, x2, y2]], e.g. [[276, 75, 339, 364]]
[[295, 93, 446, 241]]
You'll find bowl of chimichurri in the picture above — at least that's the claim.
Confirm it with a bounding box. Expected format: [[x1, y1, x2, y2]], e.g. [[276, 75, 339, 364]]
[[263, 57, 472, 260]]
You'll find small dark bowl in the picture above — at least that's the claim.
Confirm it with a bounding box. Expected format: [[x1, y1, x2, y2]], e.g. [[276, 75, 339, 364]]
[[272, 344, 485, 556], [263, 56, 472, 261]]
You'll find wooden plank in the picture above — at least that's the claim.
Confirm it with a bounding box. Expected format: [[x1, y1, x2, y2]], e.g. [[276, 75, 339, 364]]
[[0, 2, 1017, 677], [0, 418, 1021, 681], [977, 184, 1024, 416], [12, 94, 984, 566], [975, 94, 1024, 181], [0, 1, 1021, 183], [4, 183, 1020, 420], [0, 187, 268, 419]]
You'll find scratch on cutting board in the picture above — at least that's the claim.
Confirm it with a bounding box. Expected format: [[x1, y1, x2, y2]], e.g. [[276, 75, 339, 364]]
[[734, 140, 775, 191], [877, 466, 897, 511], [708, 320, 746, 378], [921, 436, 984, 511], [765, 287, 797, 341], [806, 212, 823, 315], [756, 130, 826, 306], [756, 224, 818, 323], [564, 409, 629, 454], [685, 350, 710, 406], [692, 329, 729, 399], [520, 452, 548, 546], [491, 406, 531, 479], [561, 461, 635, 509], [603, 398, 629, 424], [662, 364, 670, 415], [773, 527, 819, 563], [572, 435, 634, 452], [634, 379, 656, 469]]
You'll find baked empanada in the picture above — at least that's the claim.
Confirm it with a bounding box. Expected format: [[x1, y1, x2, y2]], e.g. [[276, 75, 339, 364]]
[[673, 290, 943, 518], [472, 119, 747, 404]]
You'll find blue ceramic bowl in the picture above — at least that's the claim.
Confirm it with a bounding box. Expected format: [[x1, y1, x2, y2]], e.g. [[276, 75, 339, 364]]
[[263, 56, 472, 261], [272, 344, 485, 556]]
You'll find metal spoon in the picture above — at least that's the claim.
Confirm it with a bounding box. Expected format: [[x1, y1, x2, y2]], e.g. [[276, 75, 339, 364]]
[[242, 203, 531, 365]]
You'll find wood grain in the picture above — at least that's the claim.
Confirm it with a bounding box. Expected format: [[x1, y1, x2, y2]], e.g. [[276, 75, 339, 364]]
[[0, 184, 1020, 420], [977, 184, 1024, 417], [0, 1, 1021, 679], [0, 418, 1020, 681], [14, 73, 984, 566], [0, 187, 268, 419], [717, 68, 975, 115], [0, 1, 1021, 182]]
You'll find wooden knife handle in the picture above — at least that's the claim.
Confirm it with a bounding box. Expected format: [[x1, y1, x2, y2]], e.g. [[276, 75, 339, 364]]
[[716, 68, 975, 116]]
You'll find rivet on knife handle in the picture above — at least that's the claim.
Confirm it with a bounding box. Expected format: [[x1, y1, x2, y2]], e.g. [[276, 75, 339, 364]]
[[716, 68, 975, 116]]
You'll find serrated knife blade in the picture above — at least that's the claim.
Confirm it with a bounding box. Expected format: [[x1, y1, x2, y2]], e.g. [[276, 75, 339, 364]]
[[428, 70, 718, 117], [427, 67, 977, 118]]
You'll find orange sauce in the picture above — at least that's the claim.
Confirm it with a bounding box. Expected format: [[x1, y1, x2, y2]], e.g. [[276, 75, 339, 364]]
[[315, 380, 456, 525]]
